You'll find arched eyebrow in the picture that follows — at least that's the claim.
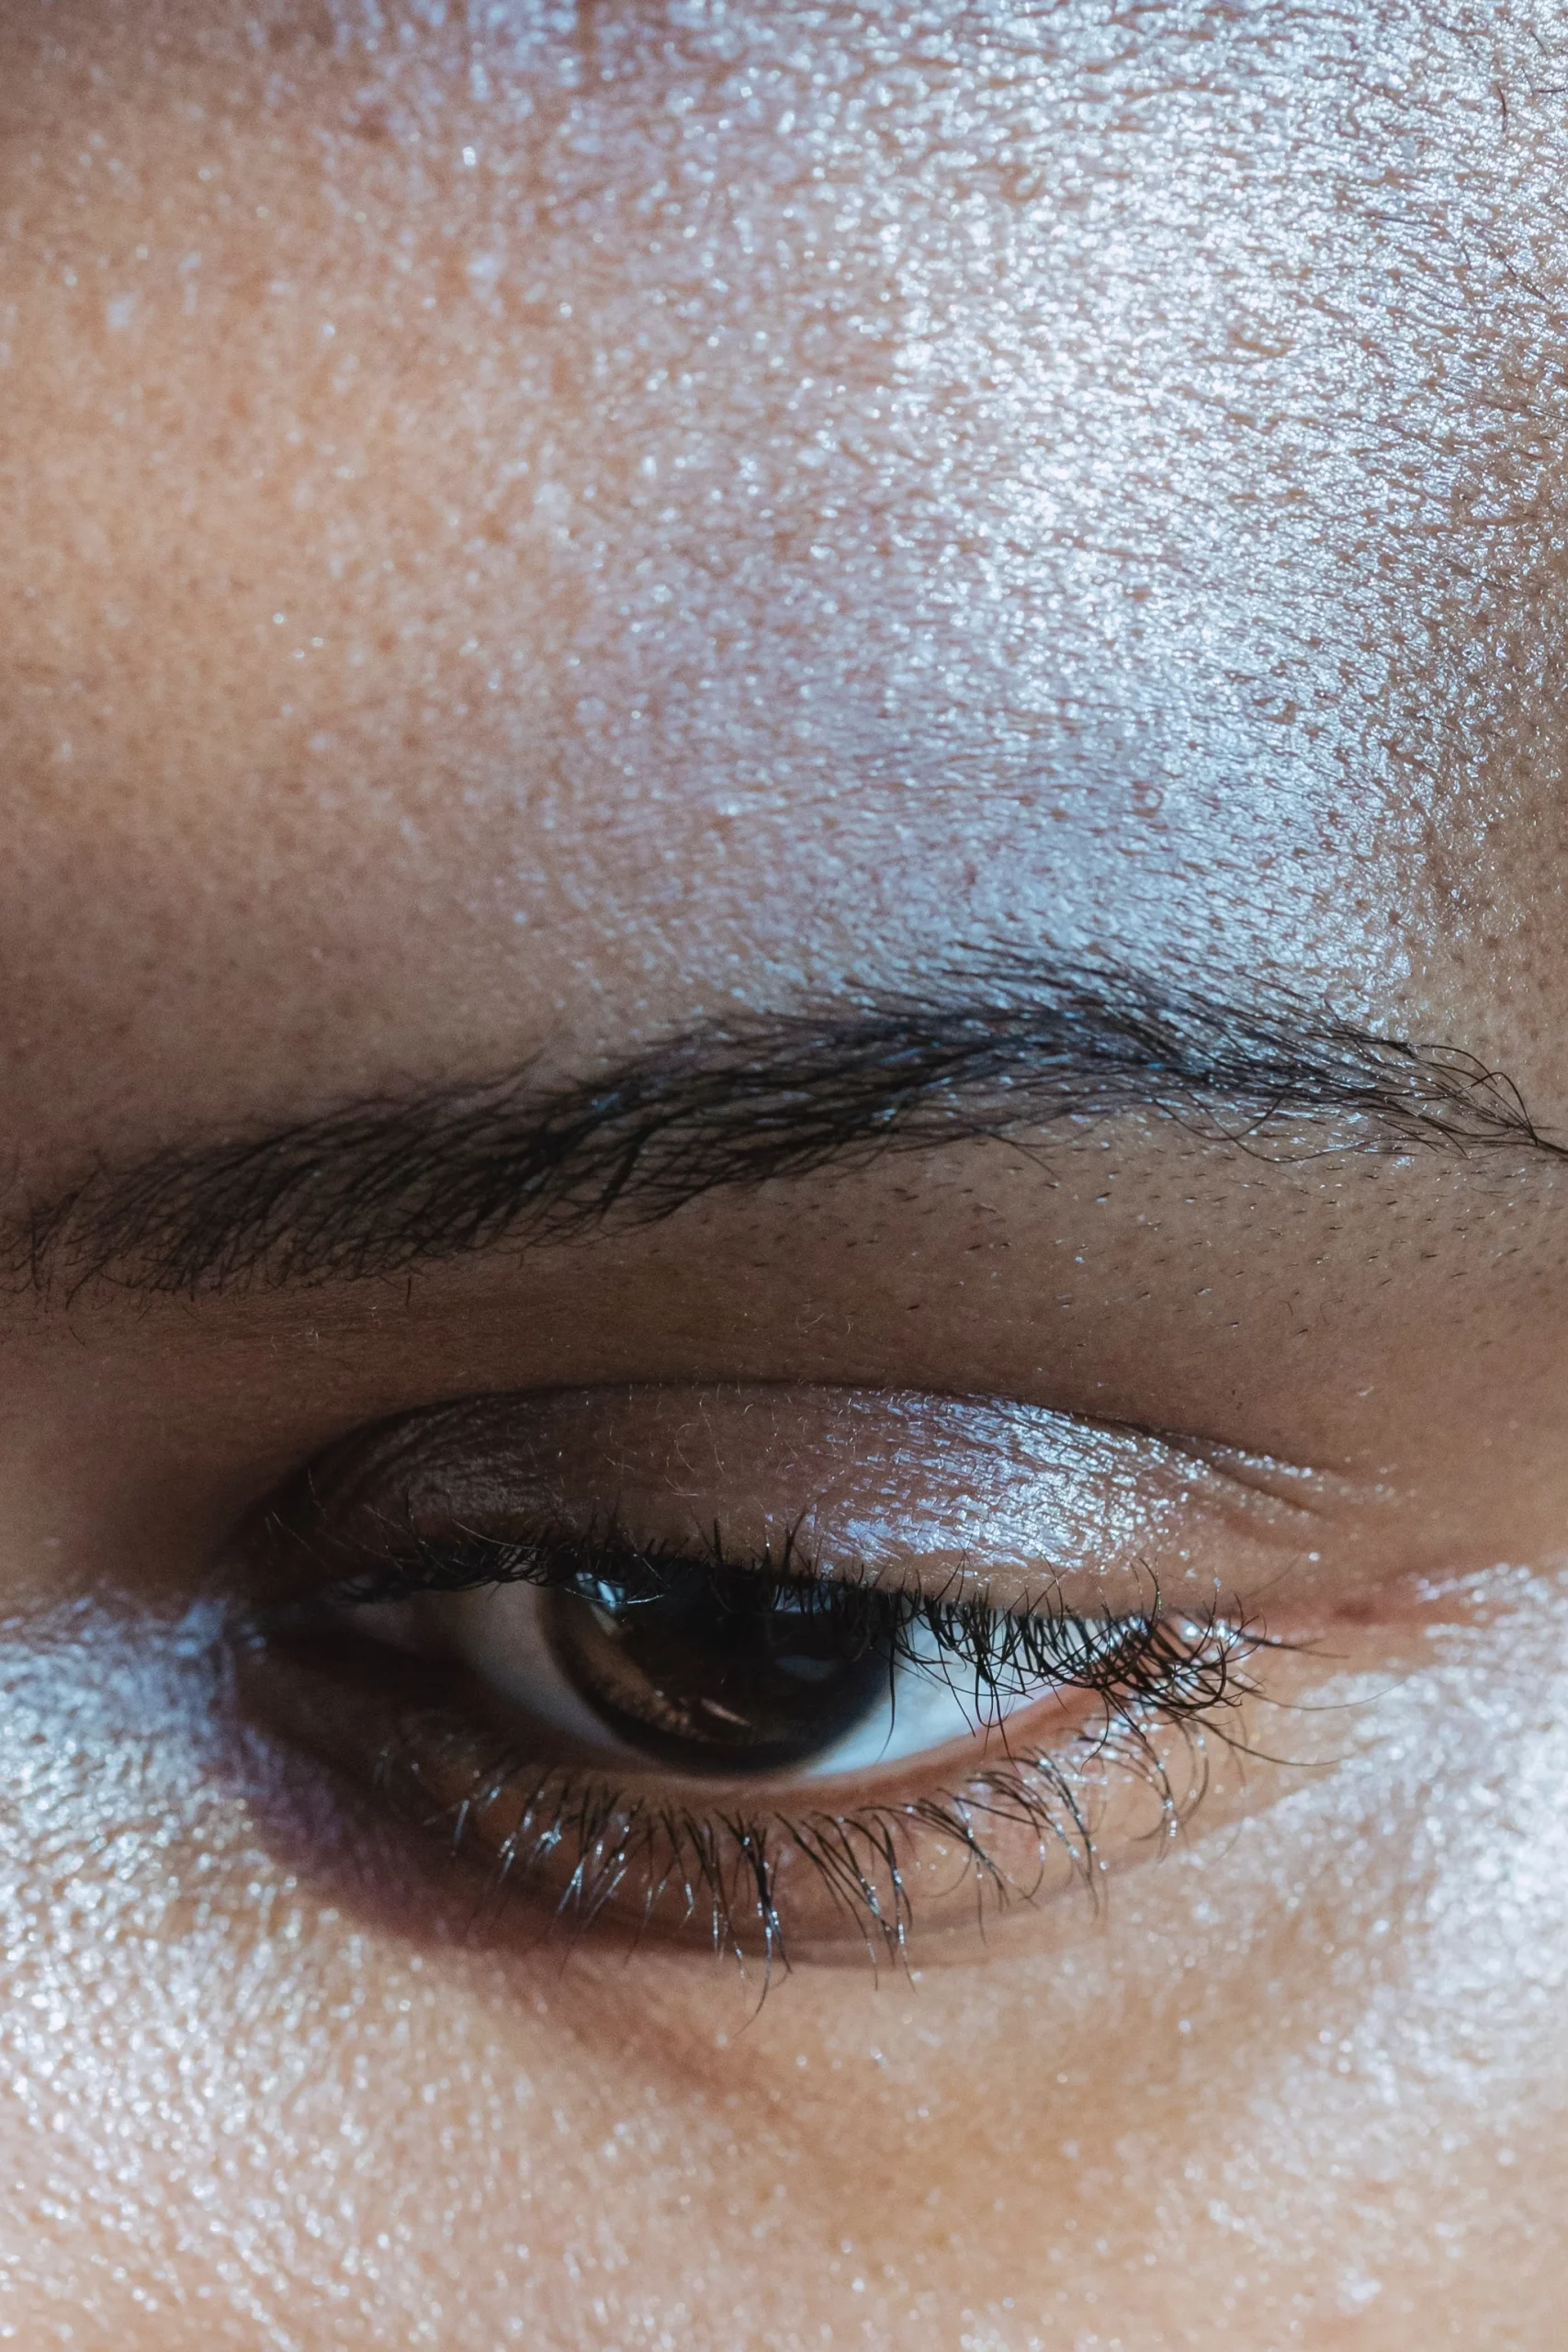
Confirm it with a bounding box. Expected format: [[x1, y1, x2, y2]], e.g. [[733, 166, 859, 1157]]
[[14, 953, 1557, 1299]]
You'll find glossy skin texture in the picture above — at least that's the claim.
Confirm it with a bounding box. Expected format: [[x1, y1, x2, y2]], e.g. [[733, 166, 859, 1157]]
[[4, 4, 1568, 2345]]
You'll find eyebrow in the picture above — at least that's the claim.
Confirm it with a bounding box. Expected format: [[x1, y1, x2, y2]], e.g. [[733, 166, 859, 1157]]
[[15, 951, 1557, 1298]]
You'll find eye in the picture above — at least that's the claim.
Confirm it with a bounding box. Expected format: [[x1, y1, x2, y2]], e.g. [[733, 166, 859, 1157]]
[[235, 1385, 1285, 1970], [340, 1532, 1096, 1782]]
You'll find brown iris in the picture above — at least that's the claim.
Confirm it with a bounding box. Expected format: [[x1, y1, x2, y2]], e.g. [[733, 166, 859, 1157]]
[[542, 1560, 895, 1776]]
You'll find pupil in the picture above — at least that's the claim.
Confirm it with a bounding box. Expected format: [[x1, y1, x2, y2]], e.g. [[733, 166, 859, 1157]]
[[542, 1560, 892, 1776]]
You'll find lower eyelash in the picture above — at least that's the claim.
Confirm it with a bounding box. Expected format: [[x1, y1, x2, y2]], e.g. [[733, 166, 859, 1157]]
[[476, 1762, 1100, 1972], [333, 1604, 1263, 1978], [244, 1493, 1271, 1973]]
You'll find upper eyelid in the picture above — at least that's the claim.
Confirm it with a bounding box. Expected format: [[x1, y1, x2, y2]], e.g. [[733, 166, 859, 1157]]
[[254, 1448, 1335, 1674], [245, 1383, 1363, 1646], [270, 1384, 1352, 1537]]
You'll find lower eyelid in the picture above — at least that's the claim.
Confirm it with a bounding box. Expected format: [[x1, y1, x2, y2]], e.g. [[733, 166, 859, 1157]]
[[233, 1610, 1255, 1971], [246, 1557, 1264, 1936], [234, 1383, 1345, 1963]]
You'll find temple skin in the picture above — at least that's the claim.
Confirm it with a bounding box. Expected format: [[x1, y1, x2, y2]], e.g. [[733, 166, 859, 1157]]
[[3, 5, 1568, 2346]]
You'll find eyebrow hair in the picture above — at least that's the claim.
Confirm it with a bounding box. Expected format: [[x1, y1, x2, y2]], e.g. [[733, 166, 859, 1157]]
[[15, 952, 1558, 1299]]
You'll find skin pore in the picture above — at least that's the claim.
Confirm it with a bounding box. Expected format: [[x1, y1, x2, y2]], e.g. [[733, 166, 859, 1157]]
[[5, 2, 1568, 2345]]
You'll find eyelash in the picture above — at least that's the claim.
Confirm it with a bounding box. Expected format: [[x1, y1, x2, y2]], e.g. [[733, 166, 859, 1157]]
[[253, 1520, 1267, 1976]]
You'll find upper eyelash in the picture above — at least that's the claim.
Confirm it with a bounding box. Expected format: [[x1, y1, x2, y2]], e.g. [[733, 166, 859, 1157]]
[[314, 1514, 1261, 1723]]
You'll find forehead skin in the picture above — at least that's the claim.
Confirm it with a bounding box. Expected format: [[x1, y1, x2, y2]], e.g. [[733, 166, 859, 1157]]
[[1, 0, 1566, 1169]]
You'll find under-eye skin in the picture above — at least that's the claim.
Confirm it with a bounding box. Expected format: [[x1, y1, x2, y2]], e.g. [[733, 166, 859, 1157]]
[[232, 1385, 1287, 1971]]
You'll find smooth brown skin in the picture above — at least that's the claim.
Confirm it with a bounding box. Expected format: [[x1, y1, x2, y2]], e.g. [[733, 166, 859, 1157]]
[[3, 5, 1568, 2346]]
